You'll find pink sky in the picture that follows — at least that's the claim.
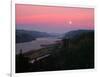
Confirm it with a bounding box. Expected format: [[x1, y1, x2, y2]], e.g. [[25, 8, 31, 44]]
[[16, 4, 94, 33]]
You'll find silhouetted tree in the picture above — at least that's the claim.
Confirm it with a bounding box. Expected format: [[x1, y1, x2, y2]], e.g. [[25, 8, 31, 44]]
[[16, 49, 31, 73]]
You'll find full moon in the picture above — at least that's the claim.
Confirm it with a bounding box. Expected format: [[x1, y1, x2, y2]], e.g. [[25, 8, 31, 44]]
[[69, 21, 72, 25]]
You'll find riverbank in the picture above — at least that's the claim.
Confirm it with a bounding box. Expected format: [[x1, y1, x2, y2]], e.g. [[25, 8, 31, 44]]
[[16, 37, 61, 54]]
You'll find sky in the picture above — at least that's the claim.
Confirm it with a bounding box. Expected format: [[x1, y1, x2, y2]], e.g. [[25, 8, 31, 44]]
[[16, 4, 94, 33]]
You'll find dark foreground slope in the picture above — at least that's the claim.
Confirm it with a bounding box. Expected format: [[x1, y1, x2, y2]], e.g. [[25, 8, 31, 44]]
[[16, 30, 94, 73]]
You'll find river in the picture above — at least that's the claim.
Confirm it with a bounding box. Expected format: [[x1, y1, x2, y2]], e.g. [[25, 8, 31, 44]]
[[16, 37, 61, 54]]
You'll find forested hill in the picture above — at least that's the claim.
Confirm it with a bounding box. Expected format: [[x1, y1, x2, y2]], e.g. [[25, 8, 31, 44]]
[[16, 30, 53, 43], [64, 29, 94, 39]]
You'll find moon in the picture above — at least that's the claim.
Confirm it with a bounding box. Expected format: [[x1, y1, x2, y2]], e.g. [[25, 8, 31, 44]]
[[69, 20, 72, 25], [65, 20, 72, 25]]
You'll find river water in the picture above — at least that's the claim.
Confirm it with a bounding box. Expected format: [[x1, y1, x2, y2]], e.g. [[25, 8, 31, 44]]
[[16, 37, 61, 54]]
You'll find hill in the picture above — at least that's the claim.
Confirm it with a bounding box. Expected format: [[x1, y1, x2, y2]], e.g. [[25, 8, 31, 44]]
[[64, 29, 93, 39], [16, 30, 52, 43], [16, 29, 94, 73]]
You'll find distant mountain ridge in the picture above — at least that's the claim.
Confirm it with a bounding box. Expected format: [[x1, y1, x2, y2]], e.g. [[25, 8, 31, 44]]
[[16, 29, 94, 43], [64, 29, 94, 39], [16, 30, 53, 43]]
